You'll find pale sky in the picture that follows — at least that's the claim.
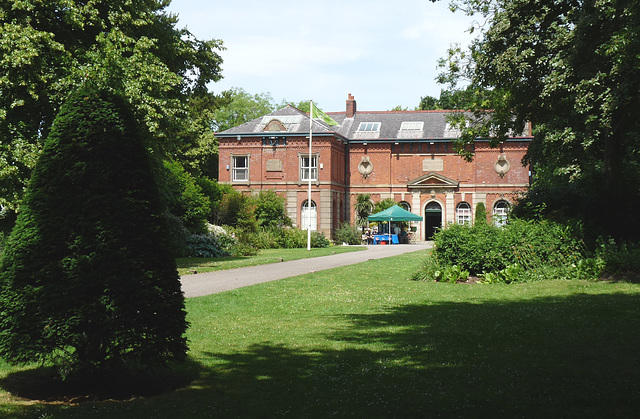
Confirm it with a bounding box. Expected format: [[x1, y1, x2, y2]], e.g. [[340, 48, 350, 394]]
[[166, 0, 478, 112]]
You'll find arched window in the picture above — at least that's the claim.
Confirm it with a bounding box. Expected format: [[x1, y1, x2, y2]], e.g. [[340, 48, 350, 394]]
[[399, 201, 411, 212], [456, 202, 471, 225], [301, 200, 317, 231], [493, 200, 510, 227]]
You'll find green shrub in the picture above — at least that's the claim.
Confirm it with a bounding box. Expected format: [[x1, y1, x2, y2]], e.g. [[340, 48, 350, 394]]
[[418, 217, 594, 284], [213, 189, 293, 250], [200, 180, 233, 221], [161, 159, 211, 234], [597, 239, 640, 274], [282, 228, 307, 248], [474, 202, 487, 225], [311, 231, 332, 248], [434, 265, 470, 283], [333, 223, 362, 245], [0, 87, 188, 377], [207, 224, 239, 254], [217, 189, 258, 233], [411, 254, 469, 283], [279, 228, 331, 249], [163, 211, 191, 257], [225, 223, 332, 251], [435, 219, 587, 276], [187, 234, 223, 258], [434, 223, 506, 274], [254, 190, 292, 229], [185, 231, 237, 258], [230, 242, 259, 256], [569, 258, 606, 280], [0, 232, 6, 258], [251, 226, 285, 249], [479, 263, 525, 284], [411, 253, 441, 281]]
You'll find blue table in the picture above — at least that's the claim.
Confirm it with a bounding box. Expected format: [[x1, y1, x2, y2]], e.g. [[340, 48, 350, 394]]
[[373, 234, 399, 244]]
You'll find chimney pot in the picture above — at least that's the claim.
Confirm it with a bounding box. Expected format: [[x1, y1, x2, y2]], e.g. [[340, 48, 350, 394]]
[[346, 93, 357, 118]]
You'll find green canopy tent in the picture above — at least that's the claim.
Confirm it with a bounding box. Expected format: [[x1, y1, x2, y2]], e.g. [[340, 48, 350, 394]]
[[368, 205, 423, 244]]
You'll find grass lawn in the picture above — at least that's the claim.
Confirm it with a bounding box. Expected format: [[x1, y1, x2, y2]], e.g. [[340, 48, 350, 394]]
[[176, 246, 366, 276], [2, 250, 640, 417]]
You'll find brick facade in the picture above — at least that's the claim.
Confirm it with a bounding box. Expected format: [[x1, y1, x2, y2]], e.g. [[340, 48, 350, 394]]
[[218, 95, 532, 240]]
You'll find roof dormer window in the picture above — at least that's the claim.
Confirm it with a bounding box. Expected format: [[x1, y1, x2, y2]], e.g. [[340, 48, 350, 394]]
[[357, 122, 381, 132], [400, 121, 424, 131], [264, 120, 286, 132]]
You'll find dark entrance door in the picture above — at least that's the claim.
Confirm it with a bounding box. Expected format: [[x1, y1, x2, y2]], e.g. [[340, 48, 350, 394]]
[[425, 201, 442, 240]]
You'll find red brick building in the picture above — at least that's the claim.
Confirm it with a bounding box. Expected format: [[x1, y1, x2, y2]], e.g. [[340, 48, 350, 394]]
[[217, 94, 532, 240]]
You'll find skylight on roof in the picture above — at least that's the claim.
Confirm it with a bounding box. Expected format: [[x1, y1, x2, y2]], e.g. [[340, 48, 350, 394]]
[[261, 115, 303, 125], [444, 122, 464, 137], [400, 121, 424, 131], [357, 122, 381, 132]]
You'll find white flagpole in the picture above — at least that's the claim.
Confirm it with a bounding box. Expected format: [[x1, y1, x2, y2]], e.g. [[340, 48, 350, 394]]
[[307, 100, 313, 251]]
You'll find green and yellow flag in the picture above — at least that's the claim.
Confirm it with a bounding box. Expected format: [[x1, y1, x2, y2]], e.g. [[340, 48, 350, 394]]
[[311, 104, 339, 126]]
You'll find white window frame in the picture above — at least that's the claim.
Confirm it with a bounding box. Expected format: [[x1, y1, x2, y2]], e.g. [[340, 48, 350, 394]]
[[357, 122, 381, 132], [400, 121, 424, 131], [399, 201, 411, 212], [456, 202, 472, 225], [300, 154, 318, 181], [232, 155, 249, 182], [493, 200, 510, 227], [301, 200, 317, 231]]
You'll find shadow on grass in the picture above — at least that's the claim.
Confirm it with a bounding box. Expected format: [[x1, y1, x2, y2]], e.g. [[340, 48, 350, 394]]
[[0, 359, 201, 403], [3, 292, 640, 417]]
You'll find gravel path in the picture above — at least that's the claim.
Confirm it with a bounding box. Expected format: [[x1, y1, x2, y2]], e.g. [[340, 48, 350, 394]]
[[180, 243, 432, 298]]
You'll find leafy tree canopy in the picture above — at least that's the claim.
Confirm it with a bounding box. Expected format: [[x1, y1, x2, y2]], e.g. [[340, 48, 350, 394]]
[[374, 198, 397, 214], [254, 190, 293, 229], [213, 88, 281, 133], [0, 0, 225, 208], [439, 0, 640, 167], [419, 86, 493, 110], [286, 101, 312, 113], [437, 0, 640, 238], [285, 100, 332, 114]]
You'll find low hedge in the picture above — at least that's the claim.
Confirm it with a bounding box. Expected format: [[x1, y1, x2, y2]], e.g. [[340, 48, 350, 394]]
[[413, 218, 601, 283]]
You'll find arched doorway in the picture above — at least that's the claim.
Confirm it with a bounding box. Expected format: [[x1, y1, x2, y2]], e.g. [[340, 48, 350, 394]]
[[425, 201, 442, 240], [301, 200, 317, 231]]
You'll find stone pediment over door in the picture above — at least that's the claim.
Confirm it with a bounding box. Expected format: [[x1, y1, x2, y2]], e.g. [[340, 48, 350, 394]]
[[406, 172, 459, 191]]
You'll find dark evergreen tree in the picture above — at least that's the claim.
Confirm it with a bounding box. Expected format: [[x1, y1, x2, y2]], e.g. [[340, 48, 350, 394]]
[[474, 202, 488, 226], [0, 87, 188, 376]]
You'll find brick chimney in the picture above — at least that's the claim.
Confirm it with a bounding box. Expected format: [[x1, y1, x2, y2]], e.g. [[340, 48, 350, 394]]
[[346, 93, 357, 118]]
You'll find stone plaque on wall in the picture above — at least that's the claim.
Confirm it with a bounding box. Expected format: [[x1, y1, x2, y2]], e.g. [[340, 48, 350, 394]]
[[423, 158, 443, 172], [266, 159, 283, 172]]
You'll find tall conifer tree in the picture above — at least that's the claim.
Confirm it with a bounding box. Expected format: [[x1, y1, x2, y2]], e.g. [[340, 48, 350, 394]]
[[0, 87, 188, 375]]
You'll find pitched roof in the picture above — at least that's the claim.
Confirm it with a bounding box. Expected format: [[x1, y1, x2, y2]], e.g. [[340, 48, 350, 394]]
[[329, 110, 462, 140], [217, 101, 532, 142], [217, 105, 337, 136]]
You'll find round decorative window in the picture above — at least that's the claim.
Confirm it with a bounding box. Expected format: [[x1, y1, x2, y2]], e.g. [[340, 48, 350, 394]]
[[494, 155, 511, 177], [358, 156, 373, 178]]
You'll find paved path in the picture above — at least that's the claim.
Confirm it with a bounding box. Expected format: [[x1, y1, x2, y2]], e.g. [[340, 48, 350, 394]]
[[180, 243, 432, 298]]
